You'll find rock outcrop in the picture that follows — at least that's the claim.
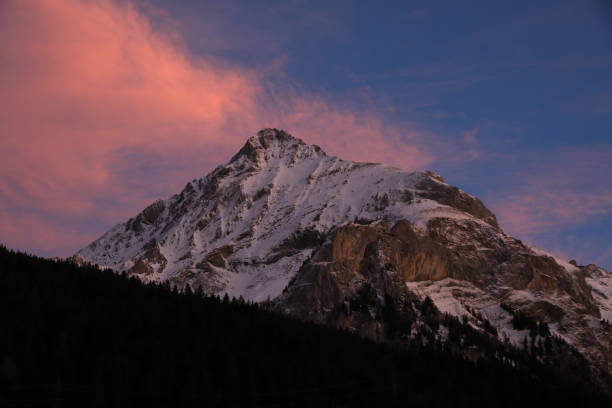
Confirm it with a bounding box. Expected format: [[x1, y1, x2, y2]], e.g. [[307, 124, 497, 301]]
[[76, 128, 612, 391]]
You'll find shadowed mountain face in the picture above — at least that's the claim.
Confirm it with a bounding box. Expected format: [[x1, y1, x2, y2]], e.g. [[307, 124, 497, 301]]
[[77, 128, 612, 391]]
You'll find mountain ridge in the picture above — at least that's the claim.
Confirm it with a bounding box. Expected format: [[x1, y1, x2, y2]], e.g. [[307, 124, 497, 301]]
[[77, 128, 500, 299], [76, 128, 612, 390]]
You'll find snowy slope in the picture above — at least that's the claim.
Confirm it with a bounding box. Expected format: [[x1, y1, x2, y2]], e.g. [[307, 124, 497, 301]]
[[77, 129, 493, 300], [76, 128, 612, 386]]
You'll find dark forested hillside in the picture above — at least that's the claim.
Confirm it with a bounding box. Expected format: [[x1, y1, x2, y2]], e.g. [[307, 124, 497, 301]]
[[0, 245, 608, 407]]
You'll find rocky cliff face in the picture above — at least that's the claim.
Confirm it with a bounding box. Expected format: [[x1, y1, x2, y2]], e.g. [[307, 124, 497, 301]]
[[276, 218, 612, 388], [76, 128, 612, 390]]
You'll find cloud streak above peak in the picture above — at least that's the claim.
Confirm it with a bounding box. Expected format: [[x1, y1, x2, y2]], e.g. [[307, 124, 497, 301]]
[[0, 0, 434, 256]]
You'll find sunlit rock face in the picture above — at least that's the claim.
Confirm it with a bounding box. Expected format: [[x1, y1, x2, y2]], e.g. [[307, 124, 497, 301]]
[[77, 128, 612, 390]]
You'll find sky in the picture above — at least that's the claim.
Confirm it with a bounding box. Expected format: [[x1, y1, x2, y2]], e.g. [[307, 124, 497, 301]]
[[0, 0, 611, 269]]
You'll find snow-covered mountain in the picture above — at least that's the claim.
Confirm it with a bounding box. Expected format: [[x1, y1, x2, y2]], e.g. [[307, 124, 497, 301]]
[[77, 128, 612, 389]]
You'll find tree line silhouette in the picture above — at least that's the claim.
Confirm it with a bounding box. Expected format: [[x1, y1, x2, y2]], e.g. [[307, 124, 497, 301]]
[[0, 245, 608, 407]]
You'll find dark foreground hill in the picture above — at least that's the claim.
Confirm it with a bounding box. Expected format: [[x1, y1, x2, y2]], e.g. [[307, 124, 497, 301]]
[[0, 245, 608, 407]]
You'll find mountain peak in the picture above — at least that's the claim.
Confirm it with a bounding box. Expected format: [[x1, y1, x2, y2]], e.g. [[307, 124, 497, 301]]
[[77, 129, 612, 388], [230, 128, 324, 164], [254, 128, 301, 147]]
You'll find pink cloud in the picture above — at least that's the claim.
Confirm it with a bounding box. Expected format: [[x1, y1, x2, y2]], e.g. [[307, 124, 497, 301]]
[[490, 146, 612, 264], [0, 0, 434, 256], [0, 210, 96, 256], [483, 146, 612, 269], [495, 190, 612, 236]]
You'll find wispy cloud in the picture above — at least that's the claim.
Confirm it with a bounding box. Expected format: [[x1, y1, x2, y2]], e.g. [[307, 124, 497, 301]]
[[488, 146, 612, 267], [565, 91, 612, 116], [494, 190, 612, 236], [0, 0, 434, 256]]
